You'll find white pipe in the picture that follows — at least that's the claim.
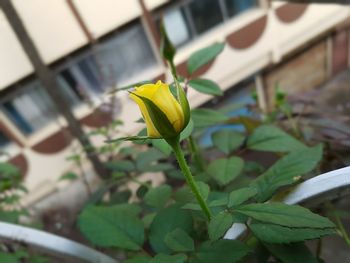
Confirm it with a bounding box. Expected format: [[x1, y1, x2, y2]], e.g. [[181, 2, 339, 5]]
[[0, 222, 117, 263], [224, 166, 350, 240]]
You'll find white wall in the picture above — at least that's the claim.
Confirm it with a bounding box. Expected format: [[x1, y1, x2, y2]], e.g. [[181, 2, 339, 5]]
[[144, 0, 169, 9], [72, 0, 142, 38], [0, 10, 33, 90], [0, 0, 88, 90], [12, 0, 88, 64]]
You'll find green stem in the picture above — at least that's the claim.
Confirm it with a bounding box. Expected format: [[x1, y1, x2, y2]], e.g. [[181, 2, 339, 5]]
[[169, 60, 178, 80], [326, 202, 350, 247], [316, 238, 323, 259], [334, 211, 350, 247], [188, 135, 206, 172], [167, 138, 212, 221], [169, 60, 184, 96], [280, 106, 300, 138]]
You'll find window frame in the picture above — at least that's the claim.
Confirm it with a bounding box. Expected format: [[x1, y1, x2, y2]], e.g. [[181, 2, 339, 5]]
[[0, 81, 60, 137], [154, 0, 262, 48], [54, 19, 159, 92]]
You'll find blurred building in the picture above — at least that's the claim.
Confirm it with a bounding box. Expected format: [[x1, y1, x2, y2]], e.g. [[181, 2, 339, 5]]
[[0, 0, 349, 204]]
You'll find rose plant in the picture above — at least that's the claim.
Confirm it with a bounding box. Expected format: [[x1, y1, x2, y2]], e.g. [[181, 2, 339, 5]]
[[73, 24, 349, 263]]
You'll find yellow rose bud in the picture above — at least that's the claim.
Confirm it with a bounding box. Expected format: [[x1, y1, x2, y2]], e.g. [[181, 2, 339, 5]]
[[130, 81, 187, 138]]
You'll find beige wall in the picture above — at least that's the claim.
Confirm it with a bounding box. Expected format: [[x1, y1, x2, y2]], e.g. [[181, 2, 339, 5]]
[[12, 0, 88, 63], [0, 10, 33, 90], [144, 0, 169, 9], [72, 0, 142, 38], [264, 41, 328, 104]]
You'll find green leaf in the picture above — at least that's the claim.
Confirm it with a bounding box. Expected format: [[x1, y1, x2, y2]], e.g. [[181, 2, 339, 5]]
[[247, 125, 307, 152], [111, 171, 127, 179], [174, 186, 194, 203], [235, 203, 335, 228], [228, 187, 257, 207], [197, 181, 210, 200], [191, 108, 229, 128], [0, 252, 18, 263], [244, 161, 265, 174], [142, 208, 156, 223], [265, 243, 319, 263], [208, 157, 244, 186], [144, 185, 172, 208], [136, 148, 165, 171], [195, 240, 249, 263], [165, 169, 183, 180], [189, 78, 223, 96], [160, 21, 176, 62], [150, 254, 187, 263], [58, 172, 78, 181], [182, 203, 201, 211], [142, 163, 173, 172], [27, 255, 50, 263], [208, 212, 233, 240], [0, 162, 21, 191], [105, 160, 136, 172], [152, 139, 172, 156], [209, 198, 227, 207], [119, 146, 139, 157], [0, 209, 26, 223], [211, 130, 245, 154], [109, 190, 131, 205], [250, 223, 336, 243], [252, 144, 323, 201], [187, 43, 225, 75], [124, 255, 151, 263], [78, 204, 144, 250], [164, 228, 195, 252], [149, 206, 193, 253]]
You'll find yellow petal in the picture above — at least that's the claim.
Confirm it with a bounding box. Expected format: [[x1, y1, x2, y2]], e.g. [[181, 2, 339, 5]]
[[129, 93, 160, 138], [151, 82, 184, 133], [133, 83, 159, 99]]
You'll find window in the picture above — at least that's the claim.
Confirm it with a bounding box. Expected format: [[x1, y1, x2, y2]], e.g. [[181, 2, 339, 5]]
[[225, 0, 258, 17], [188, 0, 223, 34], [161, 0, 258, 47], [163, 8, 192, 46], [98, 24, 157, 85], [2, 82, 57, 135], [59, 23, 157, 96], [59, 57, 105, 99], [0, 131, 11, 148]]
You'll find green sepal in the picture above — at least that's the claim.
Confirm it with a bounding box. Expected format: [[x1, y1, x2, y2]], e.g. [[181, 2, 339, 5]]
[[105, 136, 152, 143], [108, 80, 153, 94], [176, 81, 190, 129], [131, 92, 178, 139], [160, 20, 176, 62]]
